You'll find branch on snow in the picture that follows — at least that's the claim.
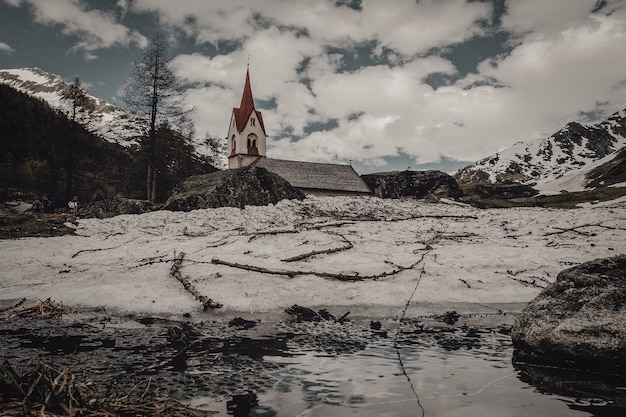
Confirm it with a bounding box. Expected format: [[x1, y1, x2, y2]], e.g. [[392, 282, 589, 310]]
[[170, 252, 222, 310], [281, 233, 354, 262], [545, 222, 626, 236], [211, 253, 427, 282]]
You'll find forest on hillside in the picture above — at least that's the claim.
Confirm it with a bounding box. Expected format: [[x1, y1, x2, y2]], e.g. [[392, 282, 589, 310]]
[[0, 84, 216, 206]]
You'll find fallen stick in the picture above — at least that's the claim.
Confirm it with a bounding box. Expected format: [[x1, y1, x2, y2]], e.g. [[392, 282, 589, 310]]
[[281, 233, 354, 263], [170, 252, 222, 310], [211, 256, 425, 282], [281, 243, 353, 262], [545, 222, 625, 236]]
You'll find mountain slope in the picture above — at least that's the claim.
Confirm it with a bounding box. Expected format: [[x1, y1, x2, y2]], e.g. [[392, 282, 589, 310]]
[[0, 68, 145, 146], [455, 109, 626, 186], [0, 83, 216, 203], [533, 146, 626, 195]]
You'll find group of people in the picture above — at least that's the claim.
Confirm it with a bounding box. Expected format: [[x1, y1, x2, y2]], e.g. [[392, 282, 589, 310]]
[[31, 196, 78, 215]]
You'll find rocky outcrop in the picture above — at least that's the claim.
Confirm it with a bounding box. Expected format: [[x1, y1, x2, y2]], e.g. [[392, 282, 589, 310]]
[[466, 183, 538, 199], [586, 145, 626, 189], [361, 170, 462, 200], [512, 255, 626, 375], [81, 197, 155, 218], [164, 166, 305, 211]]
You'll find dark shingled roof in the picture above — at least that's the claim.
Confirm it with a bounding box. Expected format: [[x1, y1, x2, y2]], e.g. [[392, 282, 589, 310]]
[[252, 157, 372, 194]]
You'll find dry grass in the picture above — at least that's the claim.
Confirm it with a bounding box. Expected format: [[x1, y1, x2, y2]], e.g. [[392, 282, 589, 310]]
[[0, 298, 66, 319], [0, 360, 206, 417]]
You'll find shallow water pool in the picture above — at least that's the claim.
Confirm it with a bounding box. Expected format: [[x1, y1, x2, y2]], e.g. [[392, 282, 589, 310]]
[[1, 314, 624, 416], [187, 319, 625, 416]]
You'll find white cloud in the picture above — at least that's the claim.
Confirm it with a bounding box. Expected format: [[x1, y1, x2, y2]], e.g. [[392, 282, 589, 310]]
[[7, 0, 147, 55], [9, 0, 625, 171], [156, 0, 626, 169], [470, 2, 626, 135], [0, 41, 15, 54]]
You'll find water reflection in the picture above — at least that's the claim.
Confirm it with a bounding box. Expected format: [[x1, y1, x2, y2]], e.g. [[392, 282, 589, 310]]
[[514, 360, 626, 416], [3, 316, 625, 416], [254, 326, 624, 417]]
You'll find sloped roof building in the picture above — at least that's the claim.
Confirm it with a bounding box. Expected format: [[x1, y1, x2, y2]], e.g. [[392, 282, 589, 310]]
[[252, 158, 372, 196], [227, 69, 371, 196]]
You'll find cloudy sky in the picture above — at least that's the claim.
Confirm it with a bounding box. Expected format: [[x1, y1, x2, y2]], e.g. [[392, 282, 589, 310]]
[[1, 0, 625, 173]]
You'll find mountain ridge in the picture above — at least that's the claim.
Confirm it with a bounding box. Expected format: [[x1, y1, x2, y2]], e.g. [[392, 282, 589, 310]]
[[455, 108, 626, 188], [0, 67, 145, 147]]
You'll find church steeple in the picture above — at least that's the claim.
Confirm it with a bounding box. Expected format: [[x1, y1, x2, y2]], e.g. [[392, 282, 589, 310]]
[[240, 69, 253, 110], [227, 68, 267, 169]]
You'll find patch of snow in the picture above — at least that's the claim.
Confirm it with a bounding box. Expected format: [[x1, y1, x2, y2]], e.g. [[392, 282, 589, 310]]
[[608, 182, 626, 188], [1, 196, 624, 319], [576, 195, 626, 208], [534, 151, 620, 195]]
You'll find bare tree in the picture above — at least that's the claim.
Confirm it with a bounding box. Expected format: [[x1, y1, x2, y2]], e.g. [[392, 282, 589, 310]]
[[122, 33, 188, 202]]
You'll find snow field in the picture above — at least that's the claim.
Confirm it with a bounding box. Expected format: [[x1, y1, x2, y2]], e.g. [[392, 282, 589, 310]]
[[1, 196, 624, 319]]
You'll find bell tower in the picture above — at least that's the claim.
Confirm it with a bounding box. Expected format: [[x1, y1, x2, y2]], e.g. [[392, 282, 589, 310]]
[[227, 68, 267, 169]]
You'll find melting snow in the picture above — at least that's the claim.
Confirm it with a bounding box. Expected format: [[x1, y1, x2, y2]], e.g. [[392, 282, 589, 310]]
[[1, 196, 624, 319]]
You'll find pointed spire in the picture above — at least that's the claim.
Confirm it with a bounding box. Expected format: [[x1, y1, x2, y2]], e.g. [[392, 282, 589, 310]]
[[232, 68, 266, 135], [239, 68, 254, 111]]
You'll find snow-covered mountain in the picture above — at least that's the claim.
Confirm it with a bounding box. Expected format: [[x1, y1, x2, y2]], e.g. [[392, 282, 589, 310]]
[[456, 109, 626, 187], [0, 67, 145, 147]]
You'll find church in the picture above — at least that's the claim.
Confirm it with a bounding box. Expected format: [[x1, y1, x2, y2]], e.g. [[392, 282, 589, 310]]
[[227, 69, 372, 196]]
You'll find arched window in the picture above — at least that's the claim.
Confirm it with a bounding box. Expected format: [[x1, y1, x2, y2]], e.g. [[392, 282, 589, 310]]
[[251, 117, 256, 127], [231, 135, 236, 152], [247, 133, 259, 155]]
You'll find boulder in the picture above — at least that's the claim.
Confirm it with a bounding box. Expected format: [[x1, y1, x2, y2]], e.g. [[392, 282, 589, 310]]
[[81, 197, 155, 218], [511, 255, 626, 375], [164, 166, 305, 211], [361, 170, 462, 200]]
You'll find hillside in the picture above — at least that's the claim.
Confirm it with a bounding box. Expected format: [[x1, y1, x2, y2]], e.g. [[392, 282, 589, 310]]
[[0, 83, 137, 203], [455, 109, 626, 187], [0, 68, 144, 147], [0, 84, 216, 204]]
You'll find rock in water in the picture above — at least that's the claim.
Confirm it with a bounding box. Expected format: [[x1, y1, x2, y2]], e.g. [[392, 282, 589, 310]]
[[164, 166, 305, 211], [511, 255, 626, 375]]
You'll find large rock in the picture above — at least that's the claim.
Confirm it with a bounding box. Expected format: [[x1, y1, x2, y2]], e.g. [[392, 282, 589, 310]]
[[361, 170, 462, 200], [81, 197, 155, 218], [164, 167, 305, 211], [512, 255, 626, 375]]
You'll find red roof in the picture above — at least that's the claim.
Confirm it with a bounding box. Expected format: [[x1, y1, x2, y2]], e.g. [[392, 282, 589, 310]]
[[233, 69, 266, 135]]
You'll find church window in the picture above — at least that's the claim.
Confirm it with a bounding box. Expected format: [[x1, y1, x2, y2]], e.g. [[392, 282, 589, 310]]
[[231, 135, 236, 151], [251, 117, 255, 126]]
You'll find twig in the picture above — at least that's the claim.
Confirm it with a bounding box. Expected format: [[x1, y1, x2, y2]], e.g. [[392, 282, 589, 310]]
[[545, 222, 625, 236], [281, 233, 354, 262], [71, 243, 125, 258]]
